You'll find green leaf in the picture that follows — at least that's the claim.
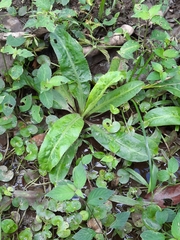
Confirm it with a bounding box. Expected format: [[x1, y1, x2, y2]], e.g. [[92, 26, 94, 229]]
[[163, 49, 179, 58], [38, 113, 84, 172], [0, 0, 12, 8], [7, 35, 25, 47], [126, 168, 148, 187], [50, 26, 91, 112], [118, 40, 140, 59], [1, 219, 18, 233], [1, 93, 16, 116], [73, 228, 96, 240], [144, 107, 180, 127], [87, 188, 114, 206], [110, 212, 130, 229], [91, 124, 157, 162], [147, 71, 160, 81], [49, 140, 81, 184], [25, 142, 38, 161], [18, 49, 34, 58], [52, 89, 72, 111], [149, 4, 161, 18], [117, 169, 130, 184], [171, 212, 180, 239], [34, 0, 54, 11], [151, 62, 163, 73], [157, 170, 170, 182], [102, 119, 121, 133], [83, 71, 125, 117], [73, 162, 86, 189], [55, 84, 76, 111], [9, 65, 23, 80], [151, 15, 171, 30], [31, 105, 43, 123], [85, 81, 143, 117], [110, 194, 140, 206], [19, 94, 32, 112], [46, 181, 75, 201], [42, 76, 70, 91], [56, 0, 70, 6], [0, 166, 14, 182], [18, 228, 33, 240], [39, 90, 53, 109], [141, 230, 165, 240], [168, 157, 179, 174]]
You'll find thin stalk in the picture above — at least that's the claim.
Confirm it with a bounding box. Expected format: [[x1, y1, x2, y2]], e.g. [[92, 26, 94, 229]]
[[98, 0, 106, 20], [131, 100, 153, 193]]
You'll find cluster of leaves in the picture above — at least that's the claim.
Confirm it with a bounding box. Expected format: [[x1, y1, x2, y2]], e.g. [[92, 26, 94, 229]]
[[0, 0, 180, 239]]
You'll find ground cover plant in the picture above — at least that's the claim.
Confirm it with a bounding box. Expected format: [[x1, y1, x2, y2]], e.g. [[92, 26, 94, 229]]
[[0, 0, 180, 239]]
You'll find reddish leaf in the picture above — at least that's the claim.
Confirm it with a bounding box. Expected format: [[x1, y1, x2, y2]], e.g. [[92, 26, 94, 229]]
[[145, 184, 180, 208], [31, 133, 46, 147]]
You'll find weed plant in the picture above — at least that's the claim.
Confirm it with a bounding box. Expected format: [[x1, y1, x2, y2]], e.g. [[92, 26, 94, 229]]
[[0, 0, 180, 239]]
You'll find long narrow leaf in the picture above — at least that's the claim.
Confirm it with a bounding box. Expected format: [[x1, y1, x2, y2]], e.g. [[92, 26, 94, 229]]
[[87, 81, 144, 116], [38, 113, 84, 172], [144, 106, 180, 127], [91, 124, 158, 162], [49, 140, 82, 185], [50, 27, 91, 112], [83, 71, 125, 117]]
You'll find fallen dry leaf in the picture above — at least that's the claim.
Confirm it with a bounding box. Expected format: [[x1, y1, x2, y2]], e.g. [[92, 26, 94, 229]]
[[31, 133, 46, 147], [145, 183, 180, 208]]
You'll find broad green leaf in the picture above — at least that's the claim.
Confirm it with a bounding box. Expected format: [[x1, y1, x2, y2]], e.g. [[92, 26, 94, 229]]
[[7, 35, 25, 47], [73, 228, 96, 240], [141, 230, 165, 240], [156, 71, 180, 97], [171, 212, 180, 239], [83, 71, 125, 117], [31, 105, 43, 123], [0, 0, 12, 8], [110, 194, 141, 206], [1, 93, 16, 116], [147, 71, 160, 81], [52, 89, 72, 111], [149, 4, 161, 18], [163, 49, 179, 58], [39, 90, 53, 109], [1, 219, 18, 234], [19, 94, 32, 112], [50, 26, 91, 112], [18, 49, 34, 58], [38, 113, 84, 172], [35, 0, 54, 10], [91, 124, 157, 162], [110, 212, 130, 229], [168, 157, 179, 174], [46, 181, 75, 201], [144, 107, 180, 127], [151, 15, 171, 30], [87, 188, 114, 206], [49, 140, 81, 184], [42, 76, 70, 91], [151, 62, 163, 73], [118, 40, 140, 59], [55, 84, 76, 111], [73, 162, 86, 189], [18, 228, 33, 240], [87, 81, 144, 116]]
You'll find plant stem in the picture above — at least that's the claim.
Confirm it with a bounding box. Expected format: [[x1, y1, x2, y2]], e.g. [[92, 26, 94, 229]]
[[98, 0, 106, 20], [131, 100, 154, 193]]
